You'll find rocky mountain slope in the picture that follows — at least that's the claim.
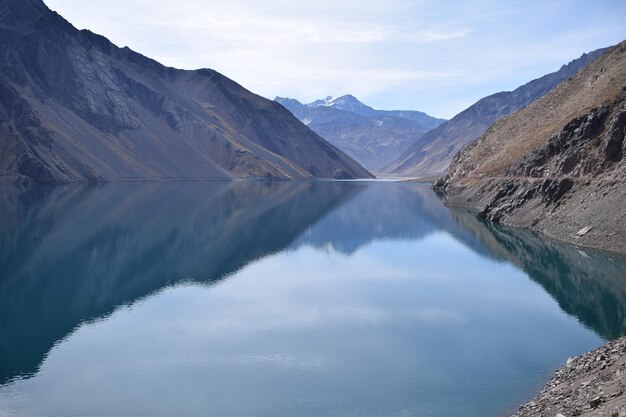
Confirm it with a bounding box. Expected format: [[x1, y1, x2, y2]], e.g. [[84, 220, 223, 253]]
[[276, 95, 444, 172], [0, 0, 372, 183], [386, 47, 608, 177], [436, 41, 626, 255]]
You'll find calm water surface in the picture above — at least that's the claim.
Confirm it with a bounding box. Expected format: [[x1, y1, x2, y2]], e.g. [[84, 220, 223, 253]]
[[1, 181, 626, 417]]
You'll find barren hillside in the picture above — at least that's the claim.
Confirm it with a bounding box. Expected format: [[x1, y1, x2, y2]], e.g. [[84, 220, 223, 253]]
[[0, 0, 372, 183], [437, 41, 626, 254]]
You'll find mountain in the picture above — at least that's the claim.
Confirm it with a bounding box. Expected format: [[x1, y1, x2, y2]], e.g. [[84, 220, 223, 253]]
[[436, 40, 626, 255], [275, 95, 445, 172], [386, 47, 609, 177], [0, 0, 372, 183]]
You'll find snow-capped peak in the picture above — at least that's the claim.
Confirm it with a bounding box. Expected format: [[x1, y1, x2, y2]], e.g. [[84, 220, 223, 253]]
[[308, 94, 362, 107], [305, 95, 377, 117], [308, 96, 335, 107]]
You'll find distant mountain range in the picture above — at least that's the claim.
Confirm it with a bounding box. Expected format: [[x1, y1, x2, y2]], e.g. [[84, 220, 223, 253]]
[[385, 47, 609, 177], [276, 95, 445, 172], [0, 0, 372, 183]]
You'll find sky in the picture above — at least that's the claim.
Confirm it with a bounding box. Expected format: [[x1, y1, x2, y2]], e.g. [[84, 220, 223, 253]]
[[44, 0, 626, 119]]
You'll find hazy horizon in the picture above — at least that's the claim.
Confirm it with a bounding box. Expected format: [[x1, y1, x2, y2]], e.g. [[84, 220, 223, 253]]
[[44, 0, 626, 118]]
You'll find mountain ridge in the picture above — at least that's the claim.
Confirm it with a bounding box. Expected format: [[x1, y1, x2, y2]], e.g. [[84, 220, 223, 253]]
[[386, 47, 609, 177], [0, 0, 372, 183]]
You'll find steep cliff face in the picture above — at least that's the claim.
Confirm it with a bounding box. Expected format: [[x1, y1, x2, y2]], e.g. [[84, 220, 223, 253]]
[[386, 47, 608, 177], [437, 41, 626, 254], [0, 0, 372, 183], [276, 95, 444, 172]]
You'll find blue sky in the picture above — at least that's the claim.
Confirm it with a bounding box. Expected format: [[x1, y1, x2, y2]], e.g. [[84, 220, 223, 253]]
[[45, 0, 626, 118]]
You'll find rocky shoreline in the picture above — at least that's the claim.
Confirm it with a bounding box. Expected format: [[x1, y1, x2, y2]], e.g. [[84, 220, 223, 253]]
[[435, 175, 626, 256], [512, 337, 626, 417]]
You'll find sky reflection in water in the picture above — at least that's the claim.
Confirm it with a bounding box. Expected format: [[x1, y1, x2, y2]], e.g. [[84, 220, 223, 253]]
[[1, 181, 625, 417]]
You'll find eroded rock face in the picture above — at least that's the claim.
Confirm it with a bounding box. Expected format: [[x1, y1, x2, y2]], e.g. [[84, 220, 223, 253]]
[[508, 97, 626, 179], [461, 98, 619, 222], [466, 97, 626, 224]]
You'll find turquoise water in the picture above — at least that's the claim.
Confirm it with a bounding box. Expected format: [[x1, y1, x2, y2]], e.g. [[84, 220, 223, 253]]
[[1, 181, 625, 417]]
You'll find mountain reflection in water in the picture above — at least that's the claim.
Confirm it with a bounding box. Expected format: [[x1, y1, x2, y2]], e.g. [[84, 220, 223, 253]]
[[1, 181, 625, 417], [0, 181, 357, 384]]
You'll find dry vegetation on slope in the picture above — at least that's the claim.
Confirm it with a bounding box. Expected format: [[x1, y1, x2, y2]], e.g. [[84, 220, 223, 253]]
[[449, 41, 626, 183]]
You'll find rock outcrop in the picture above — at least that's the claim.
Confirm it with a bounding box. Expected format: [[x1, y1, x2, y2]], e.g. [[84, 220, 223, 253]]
[[436, 41, 626, 255], [387, 47, 608, 177], [0, 0, 372, 183]]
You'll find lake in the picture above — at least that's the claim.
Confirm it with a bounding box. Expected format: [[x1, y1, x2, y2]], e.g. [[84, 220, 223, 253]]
[[1, 181, 625, 417]]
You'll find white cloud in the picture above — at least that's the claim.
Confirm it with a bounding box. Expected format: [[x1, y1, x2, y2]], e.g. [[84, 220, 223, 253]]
[[404, 27, 474, 42], [45, 0, 626, 118]]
